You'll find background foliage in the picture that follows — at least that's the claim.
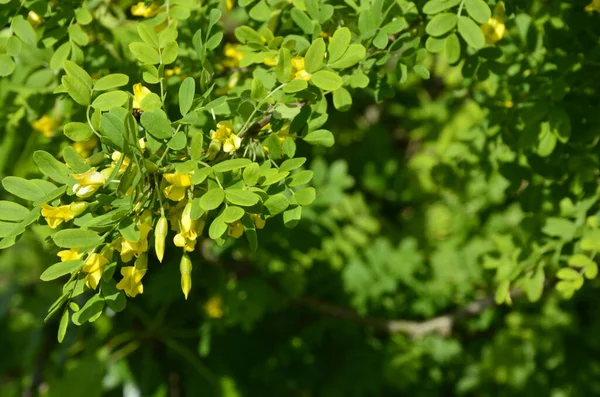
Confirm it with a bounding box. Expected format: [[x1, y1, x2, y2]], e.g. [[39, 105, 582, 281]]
[[2, 0, 600, 396]]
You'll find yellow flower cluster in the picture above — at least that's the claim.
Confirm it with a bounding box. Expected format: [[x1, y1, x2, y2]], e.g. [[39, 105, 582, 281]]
[[209, 121, 241, 155], [130, 2, 161, 17], [291, 57, 311, 81], [586, 0, 600, 12], [41, 202, 87, 229], [72, 168, 107, 198], [32, 115, 58, 138], [481, 2, 506, 45], [116, 253, 148, 297], [117, 211, 153, 263], [163, 170, 193, 201]]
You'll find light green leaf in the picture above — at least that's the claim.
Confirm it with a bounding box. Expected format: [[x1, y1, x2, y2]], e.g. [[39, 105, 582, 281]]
[[303, 129, 334, 147], [129, 42, 160, 64], [11, 15, 37, 46], [213, 159, 252, 173], [294, 187, 316, 206], [423, 0, 462, 14], [283, 206, 302, 228], [0, 201, 29, 221], [222, 206, 245, 223], [464, 0, 492, 24], [75, 7, 93, 25], [225, 189, 261, 206], [2, 177, 46, 201], [0, 55, 15, 77], [328, 44, 366, 69], [283, 79, 308, 93], [328, 27, 351, 63], [264, 194, 289, 215], [58, 310, 69, 343], [209, 215, 227, 239], [68, 24, 89, 46], [243, 163, 260, 186], [168, 131, 187, 150], [91, 91, 129, 111], [140, 110, 172, 139], [333, 87, 352, 111], [311, 70, 343, 91], [557, 268, 582, 281], [64, 60, 92, 88], [425, 13, 458, 37], [276, 47, 292, 83], [291, 8, 314, 35], [304, 38, 326, 73], [50, 42, 71, 71], [93, 74, 129, 91], [445, 33, 461, 64], [280, 158, 306, 172], [179, 77, 195, 116], [62, 76, 91, 106], [138, 22, 159, 48], [234, 26, 263, 44], [200, 188, 225, 210], [162, 41, 179, 64], [40, 260, 84, 281], [457, 16, 485, 49], [53, 229, 103, 248]]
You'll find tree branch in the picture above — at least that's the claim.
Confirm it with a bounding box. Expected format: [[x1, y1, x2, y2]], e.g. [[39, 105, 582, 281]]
[[295, 287, 527, 338]]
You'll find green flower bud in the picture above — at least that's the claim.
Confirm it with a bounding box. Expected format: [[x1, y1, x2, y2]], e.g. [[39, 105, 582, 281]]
[[180, 253, 192, 300], [155, 216, 168, 263]]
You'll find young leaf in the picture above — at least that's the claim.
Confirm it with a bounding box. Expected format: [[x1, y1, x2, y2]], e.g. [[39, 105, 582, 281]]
[[304, 38, 326, 73], [328, 27, 351, 63], [311, 70, 343, 91], [425, 13, 458, 37], [213, 159, 252, 173], [303, 129, 334, 147], [225, 189, 261, 206], [200, 188, 225, 211], [53, 229, 103, 248], [93, 74, 129, 91], [464, 0, 492, 24], [0, 201, 29, 221], [140, 110, 173, 139], [328, 44, 366, 69], [129, 42, 160, 64], [91, 91, 129, 111], [179, 77, 195, 116], [276, 47, 292, 83], [457, 16, 485, 49], [40, 260, 84, 281]]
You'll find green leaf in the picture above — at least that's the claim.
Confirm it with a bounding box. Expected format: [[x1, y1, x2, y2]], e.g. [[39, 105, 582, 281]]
[[200, 188, 225, 211], [333, 87, 352, 111], [542, 217, 577, 241], [138, 22, 159, 48], [93, 74, 129, 91], [63, 146, 89, 173], [140, 110, 172, 139], [304, 38, 326, 73], [283, 79, 308, 93], [557, 268, 581, 281], [119, 218, 140, 242], [234, 26, 263, 44], [328, 44, 366, 69], [413, 65, 431, 79], [11, 15, 37, 46], [213, 159, 252, 173], [101, 279, 127, 312], [64, 121, 93, 143], [129, 42, 160, 64], [445, 33, 461, 64], [291, 8, 314, 35], [50, 42, 71, 71], [303, 129, 334, 147], [33, 151, 73, 185], [249, 0, 271, 21], [457, 16, 485, 49], [75, 7, 93, 25], [276, 47, 292, 83], [251, 78, 266, 101], [53, 229, 103, 248], [494, 280, 510, 304], [222, 206, 245, 223], [72, 294, 105, 325], [162, 41, 179, 64], [62, 76, 91, 106], [209, 215, 228, 239], [0, 55, 15, 77], [464, 0, 492, 24], [40, 260, 84, 281], [179, 77, 195, 116], [64, 60, 92, 88], [58, 310, 69, 343], [159, 23, 179, 48], [328, 27, 351, 63], [283, 206, 302, 228], [294, 187, 316, 206], [168, 131, 187, 150], [2, 177, 46, 201], [100, 113, 125, 148], [91, 91, 129, 111], [6, 36, 21, 57], [243, 163, 260, 186], [423, 0, 461, 14], [206, 32, 223, 50], [68, 24, 89, 46], [225, 189, 261, 206], [311, 70, 343, 91], [426, 36, 445, 53], [280, 158, 306, 173], [190, 132, 204, 161], [425, 13, 458, 37], [262, 170, 289, 186], [569, 254, 593, 268], [525, 267, 545, 302], [264, 194, 289, 215], [0, 201, 29, 221]]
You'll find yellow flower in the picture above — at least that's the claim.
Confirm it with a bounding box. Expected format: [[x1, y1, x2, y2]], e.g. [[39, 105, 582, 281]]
[[71, 168, 107, 198], [227, 221, 244, 238], [163, 171, 193, 201], [250, 213, 265, 229], [274, 122, 297, 143], [205, 296, 224, 318], [57, 249, 82, 262], [32, 115, 58, 138], [83, 253, 109, 290], [210, 121, 241, 155], [291, 57, 311, 81], [481, 17, 505, 44], [586, 0, 600, 12], [131, 2, 161, 17], [173, 203, 204, 252], [119, 213, 153, 262], [27, 11, 43, 27], [132, 83, 152, 110], [154, 215, 168, 262], [41, 202, 87, 229], [164, 67, 182, 77], [263, 57, 277, 67], [226, 0, 235, 12], [223, 43, 245, 68], [72, 135, 98, 158], [116, 253, 148, 297]]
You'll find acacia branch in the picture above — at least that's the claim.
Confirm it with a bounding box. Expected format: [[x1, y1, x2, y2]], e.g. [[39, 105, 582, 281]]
[[295, 287, 527, 338]]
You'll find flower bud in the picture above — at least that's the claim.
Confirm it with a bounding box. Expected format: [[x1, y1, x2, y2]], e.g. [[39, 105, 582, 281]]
[[69, 201, 88, 217], [181, 201, 193, 233], [155, 216, 168, 262], [227, 221, 244, 238], [180, 253, 192, 300]]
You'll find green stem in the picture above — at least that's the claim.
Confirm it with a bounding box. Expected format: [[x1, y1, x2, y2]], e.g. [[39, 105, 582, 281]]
[[239, 84, 286, 137]]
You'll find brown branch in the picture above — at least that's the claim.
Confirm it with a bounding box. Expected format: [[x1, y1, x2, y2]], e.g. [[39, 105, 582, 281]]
[[295, 287, 527, 338]]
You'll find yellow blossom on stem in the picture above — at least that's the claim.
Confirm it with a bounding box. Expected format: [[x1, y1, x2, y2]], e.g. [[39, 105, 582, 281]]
[[250, 213, 266, 229], [116, 253, 148, 297], [263, 57, 277, 67], [119, 212, 153, 262], [173, 203, 204, 252], [154, 215, 168, 262], [210, 121, 241, 155], [131, 2, 161, 17], [32, 115, 58, 138], [27, 11, 43, 27], [41, 202, 87, 229], [132, 83, 152, 110], [57, 249, 82, 262], [163, 171, 193, 201], [223, 43, 245, 68], [226, 0, 235, 12], [586, 0, 600, 12], [291, 57, 311, 81], [205, 296, 224, 318], [72, 168, 107, 198], [164, 67, 182, 77], [481, 2, 506, 45], [72, 135, 98, 158], [83, 253, 109, 290]]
